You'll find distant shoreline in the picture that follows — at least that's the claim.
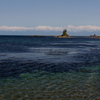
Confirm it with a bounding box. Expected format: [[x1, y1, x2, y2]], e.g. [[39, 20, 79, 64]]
[[27, 35, 100, 39], [0, 35, 100, 39], [89, 35, 100, 39]]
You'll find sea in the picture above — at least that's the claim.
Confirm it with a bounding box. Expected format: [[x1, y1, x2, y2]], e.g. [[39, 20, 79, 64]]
[[0, 35, 100, 99]]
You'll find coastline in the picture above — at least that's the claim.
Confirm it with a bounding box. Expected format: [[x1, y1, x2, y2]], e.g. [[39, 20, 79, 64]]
[[53, 35, 71, 38], [28, 35, 100, 39], [89, 35, 100, 39]]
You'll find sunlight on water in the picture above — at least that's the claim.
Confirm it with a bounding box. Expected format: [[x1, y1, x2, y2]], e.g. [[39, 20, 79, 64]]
[[0, 66, 100, 99]]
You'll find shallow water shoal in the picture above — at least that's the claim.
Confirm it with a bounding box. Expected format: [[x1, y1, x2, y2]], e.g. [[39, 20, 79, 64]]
[[0, 66, 100, 99]]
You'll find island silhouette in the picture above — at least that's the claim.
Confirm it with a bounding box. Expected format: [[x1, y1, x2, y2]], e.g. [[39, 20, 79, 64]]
[[53, 29, 70, 38]]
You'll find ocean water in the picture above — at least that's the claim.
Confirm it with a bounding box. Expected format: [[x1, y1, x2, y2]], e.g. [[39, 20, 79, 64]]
[[0, 35, 100, 99]]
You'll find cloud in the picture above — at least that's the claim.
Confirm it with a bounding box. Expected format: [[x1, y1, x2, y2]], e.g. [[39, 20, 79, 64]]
[[34, 26, 63, 31], [67, 25, 100, 32], [0, 26, 63, 31], [0, 25, 100, 32], [0, 26, 30, 31]]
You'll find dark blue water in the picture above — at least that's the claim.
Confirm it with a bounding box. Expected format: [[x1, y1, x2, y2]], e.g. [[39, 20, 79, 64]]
[[0, 36, 100, 99], [0, 36, 100, 78]]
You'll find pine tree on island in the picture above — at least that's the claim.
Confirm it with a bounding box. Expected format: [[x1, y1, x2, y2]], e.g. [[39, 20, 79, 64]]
[[62, 29, 69, 37], [53, 29, 70, 38]]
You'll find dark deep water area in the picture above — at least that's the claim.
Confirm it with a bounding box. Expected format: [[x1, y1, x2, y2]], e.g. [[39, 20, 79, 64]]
[[0, 36, 100, 99]]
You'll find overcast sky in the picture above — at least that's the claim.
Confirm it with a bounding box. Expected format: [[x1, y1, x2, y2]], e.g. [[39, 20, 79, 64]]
[[0, 0, 100, 35]]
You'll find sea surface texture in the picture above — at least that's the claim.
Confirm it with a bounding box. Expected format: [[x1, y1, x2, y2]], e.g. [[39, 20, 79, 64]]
[[0, 36, 100, 99]]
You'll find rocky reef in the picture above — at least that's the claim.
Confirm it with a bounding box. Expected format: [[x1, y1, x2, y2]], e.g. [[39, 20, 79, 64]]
[[90, 34, 100, 39]]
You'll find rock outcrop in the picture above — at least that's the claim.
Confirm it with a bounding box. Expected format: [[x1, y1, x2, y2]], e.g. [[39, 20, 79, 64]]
[[53, 29, 70, 38], [53, 35, 70, 38], [90, 34, 100, 39]]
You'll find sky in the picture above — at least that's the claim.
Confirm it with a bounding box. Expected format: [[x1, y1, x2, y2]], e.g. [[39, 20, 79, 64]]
[[0, 0, 100, 35]]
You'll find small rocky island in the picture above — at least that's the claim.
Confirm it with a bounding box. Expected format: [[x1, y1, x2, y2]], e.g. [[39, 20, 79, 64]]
[[53, 29, 70, 38], [89, 34, 100, 39]]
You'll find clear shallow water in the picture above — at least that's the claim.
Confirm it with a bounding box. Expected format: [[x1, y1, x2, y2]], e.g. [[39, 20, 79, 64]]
[[0, 36, 100, 99]]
